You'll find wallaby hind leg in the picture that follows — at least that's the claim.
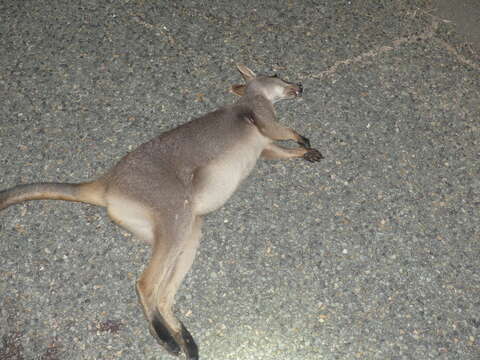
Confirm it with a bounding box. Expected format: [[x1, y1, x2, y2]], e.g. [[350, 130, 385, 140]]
[[136, 212, 202, 359], [105, 194, 184, 355], [154, 217, 202, 359]]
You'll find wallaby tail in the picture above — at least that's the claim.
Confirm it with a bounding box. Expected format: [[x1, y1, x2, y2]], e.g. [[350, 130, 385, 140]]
[[0, 180, 107, 211]]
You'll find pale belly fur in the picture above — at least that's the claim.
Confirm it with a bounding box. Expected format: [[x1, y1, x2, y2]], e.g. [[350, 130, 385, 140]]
[[193, 137, 269, 215]]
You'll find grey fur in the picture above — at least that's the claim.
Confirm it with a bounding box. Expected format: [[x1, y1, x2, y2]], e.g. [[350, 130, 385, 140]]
[[0, 65, 322, 359]]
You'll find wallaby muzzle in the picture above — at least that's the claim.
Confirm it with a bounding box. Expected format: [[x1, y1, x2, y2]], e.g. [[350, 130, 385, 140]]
[[296, 83, 304, 96], [288, 83, 303, 97]]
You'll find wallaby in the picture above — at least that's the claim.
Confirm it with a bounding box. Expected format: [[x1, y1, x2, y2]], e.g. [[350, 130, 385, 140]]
[[0, 65, 323, 359]]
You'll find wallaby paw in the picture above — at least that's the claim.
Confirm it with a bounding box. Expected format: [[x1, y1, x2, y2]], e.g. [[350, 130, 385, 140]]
[[297, 135, 311, 149], [304, 148, 324, 162], [151, 312, 181, 356]]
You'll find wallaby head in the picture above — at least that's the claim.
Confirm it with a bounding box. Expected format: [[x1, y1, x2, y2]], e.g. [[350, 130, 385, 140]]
[[231, 64, 303, 103]]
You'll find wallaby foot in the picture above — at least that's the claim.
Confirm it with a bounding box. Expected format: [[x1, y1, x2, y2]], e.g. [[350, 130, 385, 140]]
[[304, 148, 324, 162], [151, 311, 182, 356], [151, 312, 198, 359]]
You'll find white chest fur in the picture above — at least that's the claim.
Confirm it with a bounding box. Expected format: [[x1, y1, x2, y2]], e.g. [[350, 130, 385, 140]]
[[193, 135, 269, 216]]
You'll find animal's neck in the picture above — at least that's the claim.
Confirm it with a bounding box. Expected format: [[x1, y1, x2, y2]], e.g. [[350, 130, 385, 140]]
[[237, 93, 275, 114]]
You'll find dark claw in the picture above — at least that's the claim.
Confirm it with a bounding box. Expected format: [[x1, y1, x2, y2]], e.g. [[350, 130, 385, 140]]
[[298, 135, 311, 149], [303, 148, 324, 162]]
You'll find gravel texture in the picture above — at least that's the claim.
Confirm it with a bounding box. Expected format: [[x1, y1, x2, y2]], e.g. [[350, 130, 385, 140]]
[[1, 0, 479, 359]]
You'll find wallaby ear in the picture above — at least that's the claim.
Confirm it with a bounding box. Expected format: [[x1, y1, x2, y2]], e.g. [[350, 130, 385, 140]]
[[230, 84, 246, 96], [236, 64, 256, 81]]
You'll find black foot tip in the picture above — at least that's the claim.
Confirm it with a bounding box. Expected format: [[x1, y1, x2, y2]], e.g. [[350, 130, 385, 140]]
[[298, 135, 311, 149], [181, 322, 199, 360], [151, 313, 181, 356], [304, 148, 324, 162]]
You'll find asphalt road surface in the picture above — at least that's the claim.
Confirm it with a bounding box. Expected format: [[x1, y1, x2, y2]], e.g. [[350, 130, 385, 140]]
[[1, 0, 479, 359]]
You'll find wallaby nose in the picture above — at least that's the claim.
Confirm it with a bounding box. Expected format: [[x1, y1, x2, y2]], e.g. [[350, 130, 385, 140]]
[[297, 83, 303, 95]]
